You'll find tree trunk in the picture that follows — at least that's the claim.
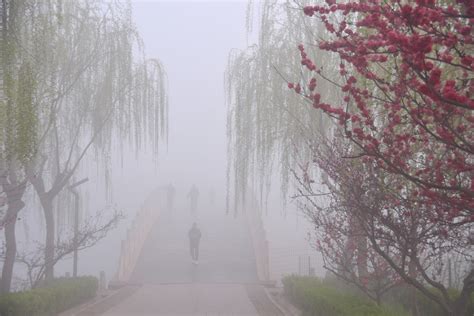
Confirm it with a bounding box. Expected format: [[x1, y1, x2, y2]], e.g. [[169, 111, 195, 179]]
[[346, 215, 368, 279], [356, 222, 368, 279], [28, 167, 59, 283], [0, 201, 23, 293], [0, 164, 26, 294], [408, 258, 420, 316], [452, 270, 474, 316], [42, 198, 55, 281]]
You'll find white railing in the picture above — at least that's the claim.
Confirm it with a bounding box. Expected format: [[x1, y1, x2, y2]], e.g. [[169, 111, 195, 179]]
[[245, 196, 270, 282], [115, 188, 161, 282]]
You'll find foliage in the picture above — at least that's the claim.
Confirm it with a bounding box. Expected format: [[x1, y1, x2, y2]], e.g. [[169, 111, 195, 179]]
[[282, 275, 408, 316], [225, 0, 337, 213], [0, 0, 38, 165], [290, 0, 473, 314], [0, 0, 40, 295], [0, 276, 98, 316], [384, 284, 474, 316], [296, 0, 473, 231], [9, 0, 168, 281]]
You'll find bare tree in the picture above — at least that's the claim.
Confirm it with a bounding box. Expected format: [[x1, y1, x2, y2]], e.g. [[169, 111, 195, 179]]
[[8, 208, 122, 289]]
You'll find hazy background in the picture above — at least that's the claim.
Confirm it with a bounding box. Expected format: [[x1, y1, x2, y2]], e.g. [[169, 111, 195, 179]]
[[80, 0, 249, 278], [16, 0, 320, 286]]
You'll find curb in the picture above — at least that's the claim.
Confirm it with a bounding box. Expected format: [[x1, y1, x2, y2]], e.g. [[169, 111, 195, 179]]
[[59, 284, 140, 316], [263, 287, 301, 316], [263, 287, 295, 316], [59, 292, 113, 316]]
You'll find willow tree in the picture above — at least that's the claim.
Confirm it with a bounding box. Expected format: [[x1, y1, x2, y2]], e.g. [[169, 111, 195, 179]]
[[8, 0, 168, 282], [0, 0, 39, 293], [225, 0, 339, 212]]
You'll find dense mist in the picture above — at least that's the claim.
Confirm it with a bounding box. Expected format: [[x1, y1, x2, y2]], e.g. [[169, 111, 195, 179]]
[[1, 0, 472, 315]]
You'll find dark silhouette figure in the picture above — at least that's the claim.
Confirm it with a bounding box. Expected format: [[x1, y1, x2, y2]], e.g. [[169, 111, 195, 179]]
[[209, 188, 215, 206], [187, 184, 199, 214], [166, 183, 176, 211], [188, 222, 202, 264]]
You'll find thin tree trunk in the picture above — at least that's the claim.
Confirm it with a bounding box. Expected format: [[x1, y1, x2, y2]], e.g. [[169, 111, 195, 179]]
[[1, 201, 22, 293], [408, 257, 420, 316], [355, 220, 368, 280], [0, 223, 16, 294], [0, 164, 26, 294], [27, 163, 56, 282], [42, 198, 55, 281], [452, 269, 474, 316]]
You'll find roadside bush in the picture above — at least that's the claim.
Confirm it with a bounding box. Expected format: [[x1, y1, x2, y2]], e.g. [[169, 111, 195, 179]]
[[387, 284, 474, 316], [0, 276, 98, 316], [282, 275, 407, 316]]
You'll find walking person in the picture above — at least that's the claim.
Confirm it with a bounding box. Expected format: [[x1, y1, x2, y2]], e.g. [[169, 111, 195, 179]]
[[209, 188, 215, 206], [187, 184, 199, 215], [166, 183, 176, 211], [188, 222, 201, 265]]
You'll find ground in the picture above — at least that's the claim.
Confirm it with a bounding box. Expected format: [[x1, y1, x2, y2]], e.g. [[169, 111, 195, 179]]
[[76, 199, 283, 316]]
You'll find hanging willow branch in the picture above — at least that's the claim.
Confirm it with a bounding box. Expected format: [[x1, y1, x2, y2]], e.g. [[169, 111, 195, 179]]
[[225, 0, 340, 213], [0, 0, 169, 284]]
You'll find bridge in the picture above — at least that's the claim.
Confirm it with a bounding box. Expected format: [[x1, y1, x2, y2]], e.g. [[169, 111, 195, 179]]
[[79, 188, 282, 315]]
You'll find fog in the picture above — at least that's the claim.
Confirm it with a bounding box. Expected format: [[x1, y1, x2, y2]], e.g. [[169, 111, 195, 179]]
[[76, 0, 249, 277], [2, 0, 472, 315], [91, 0, 318, 285], [1, 0, 319, 314]]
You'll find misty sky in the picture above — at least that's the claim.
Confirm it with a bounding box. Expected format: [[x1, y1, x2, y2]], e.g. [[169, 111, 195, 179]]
[[61, 0, 253, 277], [126, 0, 248, 202], [12, 0, 320, 288]]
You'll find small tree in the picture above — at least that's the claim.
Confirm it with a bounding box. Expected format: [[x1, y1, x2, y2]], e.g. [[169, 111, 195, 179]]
[[10, 208, 121, 288], [293, 135, 403, 304]]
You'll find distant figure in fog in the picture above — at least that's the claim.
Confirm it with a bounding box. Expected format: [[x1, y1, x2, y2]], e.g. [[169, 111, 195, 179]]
[[166, 183, 175, 211], [188, 222, 202, 264], [187, 184, 199, 213]]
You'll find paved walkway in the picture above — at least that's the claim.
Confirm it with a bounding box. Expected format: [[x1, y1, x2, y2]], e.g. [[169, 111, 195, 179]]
[[86, 200, 282, 316], [130, 204, 257, 284], [101, 284, 259, 316]]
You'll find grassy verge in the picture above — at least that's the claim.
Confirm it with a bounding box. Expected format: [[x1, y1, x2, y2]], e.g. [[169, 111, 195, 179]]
[[0, 276, 98, 316], [282, 275, 408, 316]]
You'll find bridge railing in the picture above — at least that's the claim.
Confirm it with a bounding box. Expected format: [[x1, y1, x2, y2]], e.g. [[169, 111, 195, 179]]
[[244, 193, 318, 285], [115, 188, 161, 283], [244, 195, 270, 283]]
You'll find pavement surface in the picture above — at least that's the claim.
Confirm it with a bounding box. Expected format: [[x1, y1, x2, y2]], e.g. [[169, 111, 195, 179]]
[[130, 204, 258, 284], [83, 200, 283, 316], [101, 284, 259, 316]]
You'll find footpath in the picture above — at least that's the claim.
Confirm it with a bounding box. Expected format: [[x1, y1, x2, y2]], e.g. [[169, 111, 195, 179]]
[[65, 201, 286, 316]]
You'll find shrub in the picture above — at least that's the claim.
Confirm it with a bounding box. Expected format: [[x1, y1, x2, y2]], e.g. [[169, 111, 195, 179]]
[[282, 275, 407, 316], [386, 284, 474, 316], [0, 276, 98, 316]]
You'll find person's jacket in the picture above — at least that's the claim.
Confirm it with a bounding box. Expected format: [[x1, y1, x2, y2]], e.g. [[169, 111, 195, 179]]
[[188, 227, 201, 243]]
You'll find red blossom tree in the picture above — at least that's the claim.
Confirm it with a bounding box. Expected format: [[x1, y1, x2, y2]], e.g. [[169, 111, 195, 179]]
[[293, 136, 403, 305], [288, 0, 473, 315]]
